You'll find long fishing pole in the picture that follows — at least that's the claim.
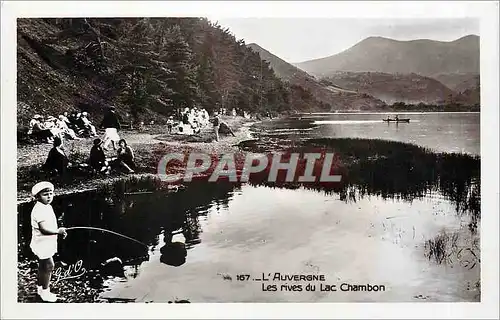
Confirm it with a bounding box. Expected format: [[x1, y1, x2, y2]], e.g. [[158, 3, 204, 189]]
[[65, 226, 148, 248]]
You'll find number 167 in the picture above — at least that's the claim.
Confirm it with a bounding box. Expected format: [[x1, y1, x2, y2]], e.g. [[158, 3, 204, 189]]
[[237, 274, 250, 281]]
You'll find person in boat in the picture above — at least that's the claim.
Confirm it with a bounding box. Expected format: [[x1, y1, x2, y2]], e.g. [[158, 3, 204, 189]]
[[113, 139, 135, 173], [89, 138, 109, 173], [395, 115, 399, 121], [42, 136, 71, 176]]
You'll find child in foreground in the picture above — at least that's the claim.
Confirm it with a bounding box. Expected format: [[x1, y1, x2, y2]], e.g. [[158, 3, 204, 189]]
[[30, 181, 67, 302]]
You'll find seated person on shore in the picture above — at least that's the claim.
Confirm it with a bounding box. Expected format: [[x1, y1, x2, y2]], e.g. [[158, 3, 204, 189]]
[[217, 119, 236, 137], [42, 137, 71, 175], [29, 115, 56, 143], [170, 120, 183, 134], [89, 138, 110, 173], [45, 116, 64, 139], [68, 112, 84, 135], [182, 111, 190, 125], [80, 112, 97, 137], [56, 116, 80, 140], [61, 112, 71, 125], [75, 113, 89, 135], [191, 120, 201, 134], [112, 139, 136, 173]]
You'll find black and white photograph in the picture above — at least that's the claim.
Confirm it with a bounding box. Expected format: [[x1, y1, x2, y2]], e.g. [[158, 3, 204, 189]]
[[1, 1, 499, 319]]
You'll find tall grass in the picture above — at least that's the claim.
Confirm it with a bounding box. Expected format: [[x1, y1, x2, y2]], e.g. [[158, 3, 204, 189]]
[[425, 231, 459, 264], [241, 137, 481, 228]]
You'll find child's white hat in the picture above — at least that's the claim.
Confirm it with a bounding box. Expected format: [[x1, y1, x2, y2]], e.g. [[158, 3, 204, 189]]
[[31, 181, 54, 196]]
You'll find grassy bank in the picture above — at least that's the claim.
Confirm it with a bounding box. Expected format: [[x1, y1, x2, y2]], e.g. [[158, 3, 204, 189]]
[[17, 116, 255, 203]]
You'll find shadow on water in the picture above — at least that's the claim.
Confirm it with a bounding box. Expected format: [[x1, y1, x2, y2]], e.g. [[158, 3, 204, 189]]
[[160, 242, 187, 267], [18, 178, 238, 270], [18, 138, 480, 291]]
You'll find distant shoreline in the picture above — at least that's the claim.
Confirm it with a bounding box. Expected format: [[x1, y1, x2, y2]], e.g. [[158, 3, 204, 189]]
[[302, 111, 480, 115]]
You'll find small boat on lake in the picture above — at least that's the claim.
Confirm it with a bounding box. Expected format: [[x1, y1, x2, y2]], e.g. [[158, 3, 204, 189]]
[[383, 118, 410, 123]]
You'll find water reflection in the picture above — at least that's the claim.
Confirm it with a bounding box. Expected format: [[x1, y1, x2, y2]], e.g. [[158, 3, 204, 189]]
[[240, 138, 480, 226], [160, 242, 187, 267], [18, 180, 239, 273], [18, 139, 480, 291]]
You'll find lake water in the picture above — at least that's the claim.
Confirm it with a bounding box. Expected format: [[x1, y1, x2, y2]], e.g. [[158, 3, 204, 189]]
[[98, 185, 479, 303], [260, 112, 480, 155], [17, 112, 481, 303]]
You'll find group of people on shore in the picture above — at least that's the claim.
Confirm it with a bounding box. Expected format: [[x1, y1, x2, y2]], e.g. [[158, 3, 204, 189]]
[[27, 106, 243, 302], [42, 106, 136, 176], [217, 107, 252, 119], [166, 107, 210, 135], [37, 104, 243, 177], [28, 112, 97, 143]]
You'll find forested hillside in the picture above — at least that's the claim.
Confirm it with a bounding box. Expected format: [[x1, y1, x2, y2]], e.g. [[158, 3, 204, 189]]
[[322, 72, 456, 105], [17, 18, 328, 127]]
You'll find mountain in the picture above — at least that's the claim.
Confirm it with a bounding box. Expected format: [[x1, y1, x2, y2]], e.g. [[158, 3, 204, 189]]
[[247, 43, 386, 111], [17, 18, 331, 128], [247, 43, 314, 82], [295, 35, 479, 78], [322, 71, 456, 105]]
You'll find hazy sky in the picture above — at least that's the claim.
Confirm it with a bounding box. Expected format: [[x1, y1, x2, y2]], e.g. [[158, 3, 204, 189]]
[[213, 18, 479, 63]]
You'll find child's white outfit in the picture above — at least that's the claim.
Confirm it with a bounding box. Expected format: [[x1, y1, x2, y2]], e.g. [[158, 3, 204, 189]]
[[30, 200, 60, 302], [30, 201, 58, 259]]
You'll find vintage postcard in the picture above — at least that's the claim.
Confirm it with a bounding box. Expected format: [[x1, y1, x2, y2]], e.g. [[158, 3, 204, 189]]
[[1, 1, 499, 319]]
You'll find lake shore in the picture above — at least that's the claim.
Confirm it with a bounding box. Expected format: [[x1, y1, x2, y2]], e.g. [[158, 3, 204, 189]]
[[16, 115, 260, 303], [17, 116, 257, 203], [16, 114, 481, 303]]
